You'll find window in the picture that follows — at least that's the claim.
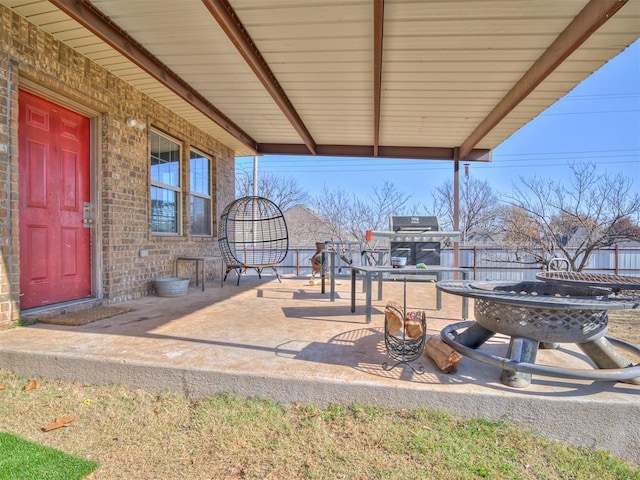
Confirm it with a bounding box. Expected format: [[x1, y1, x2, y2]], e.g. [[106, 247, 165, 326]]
[[189, 149, 212, 236], [150, 131, 182, 234]]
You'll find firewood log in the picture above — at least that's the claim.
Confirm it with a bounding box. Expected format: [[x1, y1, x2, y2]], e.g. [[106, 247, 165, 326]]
[[425, 336, 462, 373], [384, 301, 404, 334], [404, 310, 425, 339]]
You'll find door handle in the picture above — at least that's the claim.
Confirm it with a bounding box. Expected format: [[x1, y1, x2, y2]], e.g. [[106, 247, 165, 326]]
[[83, 202, 93, 227]]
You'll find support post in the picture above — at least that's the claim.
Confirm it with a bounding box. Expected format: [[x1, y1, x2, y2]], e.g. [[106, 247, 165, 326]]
[[453, 149, 460, 276]]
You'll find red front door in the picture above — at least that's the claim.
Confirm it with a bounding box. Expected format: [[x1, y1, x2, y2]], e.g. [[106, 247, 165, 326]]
[[19, 90, 91, 309]]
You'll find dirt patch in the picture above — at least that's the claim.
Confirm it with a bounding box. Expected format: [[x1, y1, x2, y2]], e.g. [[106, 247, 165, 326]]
[[36, 306, 134, 326]]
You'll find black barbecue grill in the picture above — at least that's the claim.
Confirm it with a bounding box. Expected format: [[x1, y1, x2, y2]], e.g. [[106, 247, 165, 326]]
[[389, 216, 442, 266]]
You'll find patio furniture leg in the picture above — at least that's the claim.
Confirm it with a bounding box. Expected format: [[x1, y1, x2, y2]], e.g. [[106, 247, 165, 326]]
[[437, 271, 469, 319], [330, 251, 335, 301], [454, 322, 495, 349], [272, 267, 282, 283], [462, 271, 469, 319], [321, 252, 326, 294], [351, 268, 356, 313], [578, 337, 640, 385], [365, 272, 373, 323], [500, 337, 539, 388]]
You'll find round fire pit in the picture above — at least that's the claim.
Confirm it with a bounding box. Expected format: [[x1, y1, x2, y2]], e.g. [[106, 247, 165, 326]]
[[437, 279, 640, 388], [469, 281, 610, 344]]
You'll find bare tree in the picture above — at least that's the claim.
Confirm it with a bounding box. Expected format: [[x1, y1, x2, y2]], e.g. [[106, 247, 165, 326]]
[[235, 170, 309, 211], [312, 185, 356, 241], [500, 162, 640, 271], [351, 181, 413, 236], [430, 176, 501, 243], [313, 181, 413, 241]]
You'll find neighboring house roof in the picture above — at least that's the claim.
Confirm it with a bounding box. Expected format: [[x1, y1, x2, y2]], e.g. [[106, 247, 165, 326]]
[[283, 205, 354, 247]]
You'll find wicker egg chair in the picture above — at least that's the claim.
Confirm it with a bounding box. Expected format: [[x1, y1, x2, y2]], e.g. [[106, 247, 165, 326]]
[[218, 196, 289, 285]]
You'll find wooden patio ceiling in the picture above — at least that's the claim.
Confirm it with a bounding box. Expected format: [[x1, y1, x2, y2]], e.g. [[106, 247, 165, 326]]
[[3, 0, 639, 162]]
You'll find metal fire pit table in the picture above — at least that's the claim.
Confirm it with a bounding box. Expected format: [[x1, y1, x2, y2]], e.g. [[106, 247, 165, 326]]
[[437, 279, 640, 388]]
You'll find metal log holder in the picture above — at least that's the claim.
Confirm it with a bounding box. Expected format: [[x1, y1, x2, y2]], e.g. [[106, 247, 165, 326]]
[[382, 278, 427, 374], [437, 278, 640, 388]]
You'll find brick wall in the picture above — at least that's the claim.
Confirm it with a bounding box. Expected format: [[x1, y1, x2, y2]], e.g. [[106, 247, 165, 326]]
[[0, 5, 236, 320], [0, 51, 19, 328]]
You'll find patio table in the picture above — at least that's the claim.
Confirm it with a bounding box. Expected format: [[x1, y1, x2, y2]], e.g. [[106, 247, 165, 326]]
[[349, 265, 471, 323], [175, 256, 216, 291]]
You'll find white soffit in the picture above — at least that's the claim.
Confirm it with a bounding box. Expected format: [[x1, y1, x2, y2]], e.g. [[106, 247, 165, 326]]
[[1, 0, 638, 159]]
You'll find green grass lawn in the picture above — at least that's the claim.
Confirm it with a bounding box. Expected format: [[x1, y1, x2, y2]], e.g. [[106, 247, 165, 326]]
[[0, 432, 97, 480], [1, 367, 638, 479]]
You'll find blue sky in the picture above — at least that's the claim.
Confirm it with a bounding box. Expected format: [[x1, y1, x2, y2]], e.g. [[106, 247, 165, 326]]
[[236, 38, 640, 203]]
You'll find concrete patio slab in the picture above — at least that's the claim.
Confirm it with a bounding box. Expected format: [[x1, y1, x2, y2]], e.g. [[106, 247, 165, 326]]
[[0, 275, 638, 464]]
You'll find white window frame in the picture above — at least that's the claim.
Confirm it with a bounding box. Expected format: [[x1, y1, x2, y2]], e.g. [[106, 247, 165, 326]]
[[150, 130, 182, 235], [189, 148, 213, 236]]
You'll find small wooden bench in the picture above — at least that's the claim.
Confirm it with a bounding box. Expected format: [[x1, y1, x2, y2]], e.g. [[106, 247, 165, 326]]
[[175, 256, 216, 291]]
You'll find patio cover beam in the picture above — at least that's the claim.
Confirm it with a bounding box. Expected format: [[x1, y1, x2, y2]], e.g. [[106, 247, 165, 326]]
[[257, 144, 491, 162], [48, 0, 257, 153], [202, 0, 318, 155], [458, 0, 628, 159], [373, 0, 384, 157]]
